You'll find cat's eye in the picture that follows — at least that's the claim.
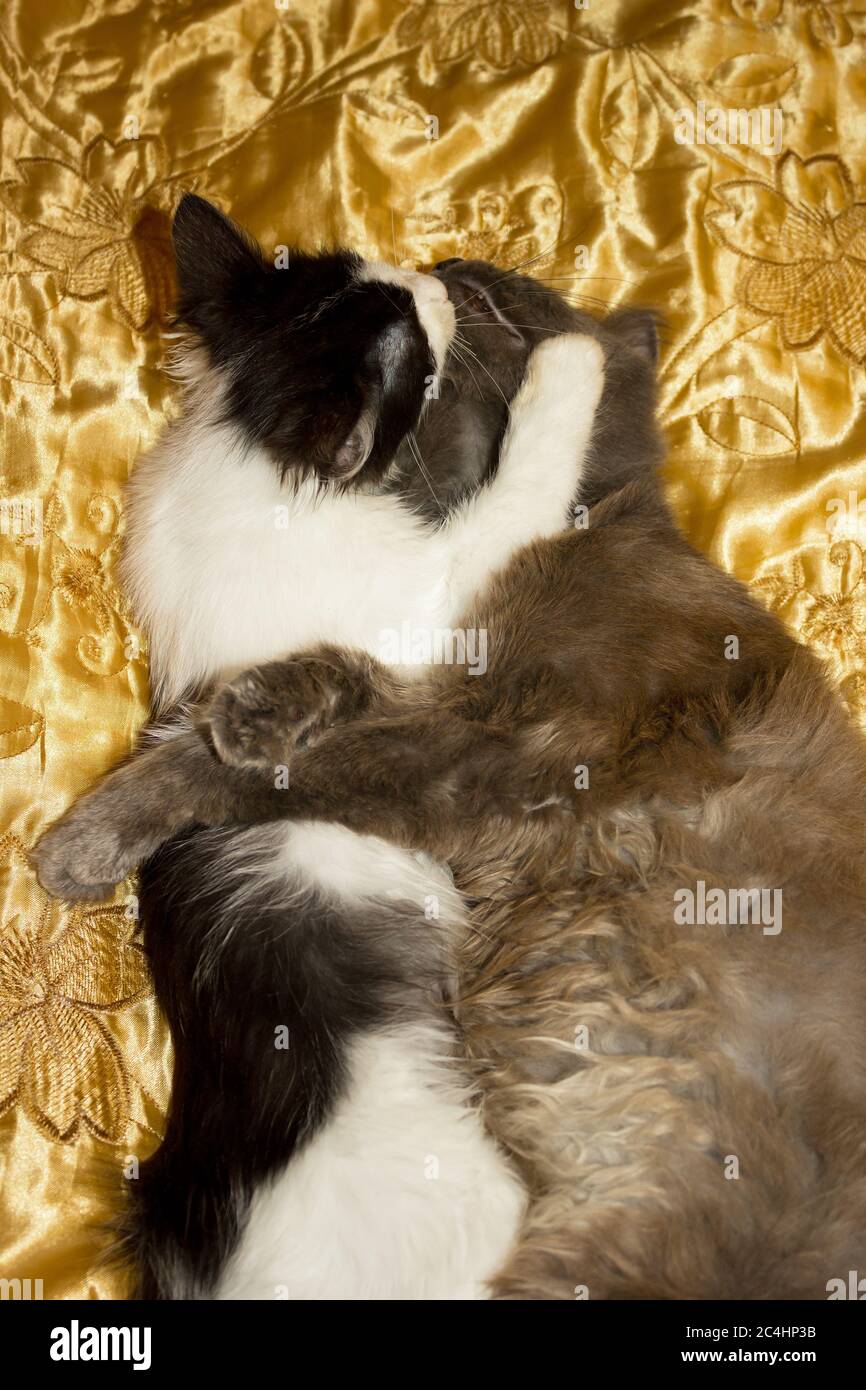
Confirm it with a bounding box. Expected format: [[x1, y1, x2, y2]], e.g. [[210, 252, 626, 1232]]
[[456, 281, 523, 342], [464, 291, 493, 316]]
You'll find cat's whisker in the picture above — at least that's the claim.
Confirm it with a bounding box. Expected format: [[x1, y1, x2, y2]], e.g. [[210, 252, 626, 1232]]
[[534, 275, 638, 287], [449, 232, 580, 313], [407, 430, 441, 508], [377, 281, 410, 320], [502, 232, 578, 276], [448, 341, 486, 403], [459, 320, 565, 334], [452, 337, 511, 412]]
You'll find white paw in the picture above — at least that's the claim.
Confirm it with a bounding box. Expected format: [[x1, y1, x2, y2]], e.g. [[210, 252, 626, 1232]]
[[524, 333, 605, 408]]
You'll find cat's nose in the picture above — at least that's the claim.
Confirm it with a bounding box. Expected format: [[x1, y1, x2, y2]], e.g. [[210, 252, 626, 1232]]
[[434, 258, 463, 271]]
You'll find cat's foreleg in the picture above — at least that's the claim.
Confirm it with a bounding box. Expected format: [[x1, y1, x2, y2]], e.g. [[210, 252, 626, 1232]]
[[441, 333, 605, 617], [31, 704, 461, 901], [33, 642, 569, 899], [32, 728, 241, 901], [208, 645, 401, 770], [208, 654, 571, 859], [254, 715, 532, 860], [31, 648, 402, 900]]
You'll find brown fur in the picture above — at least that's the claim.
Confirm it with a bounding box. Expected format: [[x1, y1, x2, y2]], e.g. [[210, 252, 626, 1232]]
[[211, 491, 866, 1298], [34, 341, 866, 1302]]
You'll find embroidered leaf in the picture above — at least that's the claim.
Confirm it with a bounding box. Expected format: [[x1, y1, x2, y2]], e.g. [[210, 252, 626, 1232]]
[[752, 574, 799, 610], [732, 0, 783, 20], [0, 697, 43, 760], [348, 86, 431, 132], [708, 53, 796, 105], [58, 53, 125, 93], [0, 317, 58, 386], [599, 54, 659, 173], [697, 395, 797, 456], [808, 5, 852, 47], [251, 22, 304, 102]]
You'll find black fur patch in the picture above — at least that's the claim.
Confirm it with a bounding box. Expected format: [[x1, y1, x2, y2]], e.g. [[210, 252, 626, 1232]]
[[173, 194, 434, 484], [125, 826, 446, 1299]]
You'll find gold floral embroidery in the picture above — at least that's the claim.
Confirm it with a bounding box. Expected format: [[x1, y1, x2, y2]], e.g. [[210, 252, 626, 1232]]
[[733, 0, 854, 47], [0, 840, 150, 1143], [52, 545, 105, 611], [404, 184, 563, 270], [0, 136, 184, 331], [0, 495, 138, 677], [753, 541, 866, 720], [802, 589, 866, 653], [50, 536, 135, 674], [708, 152, 866, 365], [397, 0, 562, 70], [800, 544, 866, 659]]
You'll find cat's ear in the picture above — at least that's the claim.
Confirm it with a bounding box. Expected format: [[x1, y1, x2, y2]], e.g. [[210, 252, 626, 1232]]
[[172, 194, 266, 328], [605, 308, 661, 364], [332, 408, 376, 480]]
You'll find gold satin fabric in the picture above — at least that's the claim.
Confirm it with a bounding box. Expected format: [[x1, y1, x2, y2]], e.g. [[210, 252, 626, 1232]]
[[1, 0, 865, 1299]]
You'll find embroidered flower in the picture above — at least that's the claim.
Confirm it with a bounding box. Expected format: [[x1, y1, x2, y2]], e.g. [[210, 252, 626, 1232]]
[[754, 542, 866, 662], [53, 547, 105, 610], [800, 543, 866, 660], [708, 152, 866, 364], [405, 185, 563, 271], [0, 136, 182, 331], [801, 590, 866, 653], [0, 885, 150, 1142], [397, 1, 561, 69]]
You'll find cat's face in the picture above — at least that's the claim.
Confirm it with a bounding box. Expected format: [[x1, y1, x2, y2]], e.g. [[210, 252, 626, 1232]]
[[171, 194, 455, 485], [393, 257, 663, 518]]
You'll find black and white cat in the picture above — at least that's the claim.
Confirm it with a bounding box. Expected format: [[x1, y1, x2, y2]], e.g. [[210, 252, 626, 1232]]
[[36, 196, 607, 1297]]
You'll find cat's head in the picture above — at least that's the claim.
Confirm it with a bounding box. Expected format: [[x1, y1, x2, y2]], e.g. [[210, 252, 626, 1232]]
[[397, 257, 665, 517], [170, 194, 455, 485]]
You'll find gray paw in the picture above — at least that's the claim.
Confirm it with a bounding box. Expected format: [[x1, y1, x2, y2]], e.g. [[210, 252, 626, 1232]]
[[32, 816, 128, 902], [208, 660, 341, 770], [32, 787, 162, 902]]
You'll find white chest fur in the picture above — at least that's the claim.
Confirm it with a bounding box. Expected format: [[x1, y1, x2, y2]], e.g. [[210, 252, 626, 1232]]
[[121, 416, 451, 705]]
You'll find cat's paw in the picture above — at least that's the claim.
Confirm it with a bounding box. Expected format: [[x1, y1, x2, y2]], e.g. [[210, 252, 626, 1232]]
[[524, 333, 605, 408], [33, 804, 139, 902], [208, 658, 350, 771]]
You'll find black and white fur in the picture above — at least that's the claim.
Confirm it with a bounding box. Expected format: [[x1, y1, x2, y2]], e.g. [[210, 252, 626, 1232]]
[[39, 199, 615, 1297]]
